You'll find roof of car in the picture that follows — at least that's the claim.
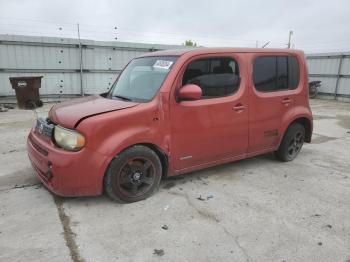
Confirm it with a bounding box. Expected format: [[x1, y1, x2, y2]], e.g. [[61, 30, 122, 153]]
[[139, 47, 304, 57]]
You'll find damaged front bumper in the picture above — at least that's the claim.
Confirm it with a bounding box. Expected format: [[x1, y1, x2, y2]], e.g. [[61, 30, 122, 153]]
[[27, 129, 109, 197]]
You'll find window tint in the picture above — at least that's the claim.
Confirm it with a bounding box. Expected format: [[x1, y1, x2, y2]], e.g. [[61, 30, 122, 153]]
[[182, 57, 240, 98], [277, 57, 288, 89], [253, 55, 300, 92], [288, 56, 300, 89], [253, 57, 276, 92]]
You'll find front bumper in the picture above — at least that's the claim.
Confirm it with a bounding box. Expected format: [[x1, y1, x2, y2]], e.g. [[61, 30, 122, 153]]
[[27, 129, 109, 196]]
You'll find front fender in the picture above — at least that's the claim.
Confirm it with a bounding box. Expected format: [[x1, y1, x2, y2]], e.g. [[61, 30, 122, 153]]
[[97, 126, 169, 159], [75, 101, 170, 177]]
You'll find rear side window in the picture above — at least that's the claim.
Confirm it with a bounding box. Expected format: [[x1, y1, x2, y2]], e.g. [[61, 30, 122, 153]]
[[182, 57, 240, 98], [253, 56, 300, 92]]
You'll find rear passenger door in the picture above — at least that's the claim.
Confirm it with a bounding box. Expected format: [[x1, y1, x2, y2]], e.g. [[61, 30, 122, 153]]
[[248, 54, 300, 154]]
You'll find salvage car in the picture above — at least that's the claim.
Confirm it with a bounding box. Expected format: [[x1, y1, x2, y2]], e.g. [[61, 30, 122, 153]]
[[27, 48, 313, 203]]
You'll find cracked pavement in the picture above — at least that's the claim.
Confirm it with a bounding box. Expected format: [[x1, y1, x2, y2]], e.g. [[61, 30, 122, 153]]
[[0, 100, 350, 262]]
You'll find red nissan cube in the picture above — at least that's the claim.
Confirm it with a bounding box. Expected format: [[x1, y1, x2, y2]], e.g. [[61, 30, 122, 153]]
[[27, 48, 313, 203]]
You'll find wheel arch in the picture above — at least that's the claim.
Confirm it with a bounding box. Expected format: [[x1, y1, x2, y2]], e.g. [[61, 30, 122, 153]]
[[292, 117, 312, 143], [138, 143, 169, 178], [282, 117, 312, 144]]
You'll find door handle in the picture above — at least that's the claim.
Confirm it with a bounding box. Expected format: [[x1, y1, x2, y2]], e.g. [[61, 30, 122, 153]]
[[281, 97, 292, 105], [233, 104, 246, 112]]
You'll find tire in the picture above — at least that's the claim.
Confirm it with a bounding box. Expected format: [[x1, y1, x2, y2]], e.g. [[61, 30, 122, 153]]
[[104, 145, 162, 203], [275, 123, 305, 162]]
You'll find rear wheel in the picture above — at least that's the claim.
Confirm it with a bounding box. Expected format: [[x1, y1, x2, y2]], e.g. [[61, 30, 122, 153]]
[[104, 145, 162, 203], [275, 123, 305, 162]]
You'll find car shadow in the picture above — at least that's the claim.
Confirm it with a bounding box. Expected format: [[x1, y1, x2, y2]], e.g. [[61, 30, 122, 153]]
[[161, 152, 277, 189], [53, 152, 278, 206]]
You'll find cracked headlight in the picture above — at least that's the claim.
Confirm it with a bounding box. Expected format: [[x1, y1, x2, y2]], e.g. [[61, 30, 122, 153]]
[[54, 125, 85, 151]]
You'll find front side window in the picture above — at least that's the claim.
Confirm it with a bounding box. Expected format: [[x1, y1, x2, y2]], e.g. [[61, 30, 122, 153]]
[[253, 55, 300, 92], [182, 57, 240, 99], [109, 56, 178, 102]]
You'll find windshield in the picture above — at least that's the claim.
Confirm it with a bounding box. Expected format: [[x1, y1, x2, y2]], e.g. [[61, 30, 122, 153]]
[[109, 56, 178, 102]]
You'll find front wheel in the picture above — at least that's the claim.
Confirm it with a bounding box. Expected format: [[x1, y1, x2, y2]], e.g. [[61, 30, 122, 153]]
[[104, 145, 162, 203], [275, 123, 305, 162]]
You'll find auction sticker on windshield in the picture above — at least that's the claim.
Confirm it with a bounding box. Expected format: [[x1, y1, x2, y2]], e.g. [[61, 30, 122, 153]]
[[153, 60, 173, 70]]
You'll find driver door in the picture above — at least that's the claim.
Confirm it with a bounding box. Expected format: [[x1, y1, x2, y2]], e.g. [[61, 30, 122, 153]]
[[170, 54, 249, 171]]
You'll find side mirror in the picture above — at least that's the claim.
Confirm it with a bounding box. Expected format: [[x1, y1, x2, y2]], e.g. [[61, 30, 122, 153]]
[[178, 84, 202, 101]]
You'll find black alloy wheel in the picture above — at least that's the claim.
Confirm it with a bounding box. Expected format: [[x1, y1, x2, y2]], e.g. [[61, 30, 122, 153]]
[[104, 145, 162, 203], [275, 123, 305, 162]]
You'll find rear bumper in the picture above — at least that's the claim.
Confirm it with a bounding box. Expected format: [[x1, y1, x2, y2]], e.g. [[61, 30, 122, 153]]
[[27, 129, 110, 197]]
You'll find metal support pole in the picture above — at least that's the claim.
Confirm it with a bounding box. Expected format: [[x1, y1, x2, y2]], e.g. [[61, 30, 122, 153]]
[[334, 54, 344, 99], [287, 30, 293, 49], [77, 23, 84, 96]]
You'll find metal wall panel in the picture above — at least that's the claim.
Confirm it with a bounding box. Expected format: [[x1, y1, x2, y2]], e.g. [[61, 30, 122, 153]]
[[0, 44, 80, 69], [306, 52, 350, 98], [337, 78, 350, 95], [308, 76, 337, 94], [0, 72, 81, 96], [83, 72, 118, 94], [82, 48, 144, 70], [340, 57, 350, 75], [0, 34, 184, 98], [307, 58, 340, 75]]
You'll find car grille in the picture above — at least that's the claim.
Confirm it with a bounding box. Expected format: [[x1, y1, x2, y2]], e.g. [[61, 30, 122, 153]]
[[36, 117, 55, 138]]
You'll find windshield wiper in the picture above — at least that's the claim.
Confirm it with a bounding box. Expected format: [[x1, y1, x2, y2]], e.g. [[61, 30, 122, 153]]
[[112, 95, 133, 101]]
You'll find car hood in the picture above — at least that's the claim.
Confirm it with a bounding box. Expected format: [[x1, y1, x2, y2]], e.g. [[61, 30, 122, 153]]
[[49, 95, 139, 129]]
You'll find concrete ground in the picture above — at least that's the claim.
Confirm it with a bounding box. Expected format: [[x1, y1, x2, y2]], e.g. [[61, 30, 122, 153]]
[[0, 99, 350, 262]]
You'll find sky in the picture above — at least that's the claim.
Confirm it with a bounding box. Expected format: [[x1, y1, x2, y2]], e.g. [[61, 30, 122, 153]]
[[0, 0, 349, 53]]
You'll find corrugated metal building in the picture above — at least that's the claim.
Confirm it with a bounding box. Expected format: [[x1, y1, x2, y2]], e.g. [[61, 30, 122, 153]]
[[0, 34, 184, 100]]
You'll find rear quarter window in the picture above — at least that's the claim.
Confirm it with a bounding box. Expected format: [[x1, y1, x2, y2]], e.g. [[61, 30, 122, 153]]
[[253, 55, 300, 92]]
